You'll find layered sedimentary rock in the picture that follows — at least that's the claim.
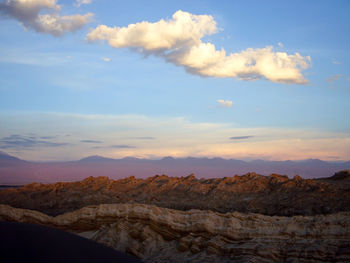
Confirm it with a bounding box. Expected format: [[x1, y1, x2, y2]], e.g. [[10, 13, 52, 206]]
[[1, 171, 350, 216], [1, 203, 349, 263]]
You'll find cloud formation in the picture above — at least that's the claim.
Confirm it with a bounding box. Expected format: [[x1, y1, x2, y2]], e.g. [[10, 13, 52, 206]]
[[110, 145, 136, 149], [0, 134, 69, 149], [230, 136, 254, 140], [326, 74, 342, 83], [80, 139, 102, 143], [0, 0, 93, 36], [101, 57, 111, 62], [74, 0, 92, 7], [87, 10, 311, 84], [1, 112, 350, 161], [217, 99, 233, 108]]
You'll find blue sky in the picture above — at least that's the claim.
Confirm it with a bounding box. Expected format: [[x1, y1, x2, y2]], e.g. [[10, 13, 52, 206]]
[[0, 0, 349, 161]]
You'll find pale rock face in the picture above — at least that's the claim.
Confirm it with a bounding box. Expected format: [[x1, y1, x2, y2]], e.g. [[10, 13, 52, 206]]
[[1, 203, 350, 263]]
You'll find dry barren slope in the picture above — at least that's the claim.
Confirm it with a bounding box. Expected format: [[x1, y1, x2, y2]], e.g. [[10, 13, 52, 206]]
[[1, 171, 350, 216]]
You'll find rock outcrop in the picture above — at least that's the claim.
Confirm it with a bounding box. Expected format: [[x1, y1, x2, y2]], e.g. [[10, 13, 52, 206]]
[[1, 203, 349, 263], [1, 172, 350, 216]]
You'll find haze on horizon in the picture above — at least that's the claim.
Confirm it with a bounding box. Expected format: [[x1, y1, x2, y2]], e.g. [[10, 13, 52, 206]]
[[0, 0, 349, 162]]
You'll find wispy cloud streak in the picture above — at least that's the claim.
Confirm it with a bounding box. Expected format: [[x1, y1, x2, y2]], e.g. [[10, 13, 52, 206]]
[[326, 74, 342, 83], [230, 136, 254, 140], [80, 139, 102, 144], [0, 134, 69, 149]]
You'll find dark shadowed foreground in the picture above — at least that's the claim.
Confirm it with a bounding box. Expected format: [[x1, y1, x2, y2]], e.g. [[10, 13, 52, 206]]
[[0, 221, 143, 263]]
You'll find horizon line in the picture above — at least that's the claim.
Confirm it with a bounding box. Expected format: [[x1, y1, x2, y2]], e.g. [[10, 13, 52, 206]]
[[1, 151, 349, 164]]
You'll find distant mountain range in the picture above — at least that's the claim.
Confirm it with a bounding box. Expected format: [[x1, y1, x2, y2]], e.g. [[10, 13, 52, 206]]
[[0, 151, 349, 184]]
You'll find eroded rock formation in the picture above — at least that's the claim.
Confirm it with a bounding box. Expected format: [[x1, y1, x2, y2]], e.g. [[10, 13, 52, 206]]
[[1, 171, 350, 216], [1, 203, 349, 263]]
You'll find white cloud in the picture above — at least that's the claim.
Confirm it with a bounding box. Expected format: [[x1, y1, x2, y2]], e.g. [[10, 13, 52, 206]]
[[101, 57, 111, 62], [332, 59, 341, 65], [217, 99, 233, 108], [277, 42, 284, 48], [87, 10, 311, 84], [0, 0, 93, 36], [74, 0, 92, 7]]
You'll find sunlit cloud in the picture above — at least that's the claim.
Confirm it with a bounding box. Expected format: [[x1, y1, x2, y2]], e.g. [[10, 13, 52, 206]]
[[217, 99, 233, 108], [101, 57, 111, 62], [87, 10, 311, 84], [0, 0, 93, 36], [277, 42, 284, 48]]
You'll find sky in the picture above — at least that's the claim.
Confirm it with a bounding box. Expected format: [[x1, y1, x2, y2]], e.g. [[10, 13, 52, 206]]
[[0, 0, 349, 161]]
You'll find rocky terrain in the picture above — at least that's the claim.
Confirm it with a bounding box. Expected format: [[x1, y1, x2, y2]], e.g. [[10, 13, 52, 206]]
[[1, 171, 350, 216], [1, 203, 349, 263]]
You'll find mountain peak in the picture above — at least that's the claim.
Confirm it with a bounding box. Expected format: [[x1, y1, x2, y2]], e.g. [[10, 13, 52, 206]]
[[78, 155, 115, 162], [299, 159, 327, 165], [0, 151, 22, 162], [161, 156, 175, 161]]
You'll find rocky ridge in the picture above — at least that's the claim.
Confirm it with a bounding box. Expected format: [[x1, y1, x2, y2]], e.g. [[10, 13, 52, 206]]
[[1, 203, 349, 263], [1, 171, 350, 216]]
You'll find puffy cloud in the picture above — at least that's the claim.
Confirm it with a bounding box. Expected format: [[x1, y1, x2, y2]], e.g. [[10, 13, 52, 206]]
[[75, 0, 92, 7], [277, 42, 284, 48], [87, 10, 217, 50], [87, 10, 311, 84], [217, 99, 233, 108], [0, 0, 93, 36]]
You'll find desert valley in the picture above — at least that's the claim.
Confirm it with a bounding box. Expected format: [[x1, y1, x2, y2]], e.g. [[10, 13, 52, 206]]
[[1, 152, 350, 262], [1, 0, 350, 262]]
